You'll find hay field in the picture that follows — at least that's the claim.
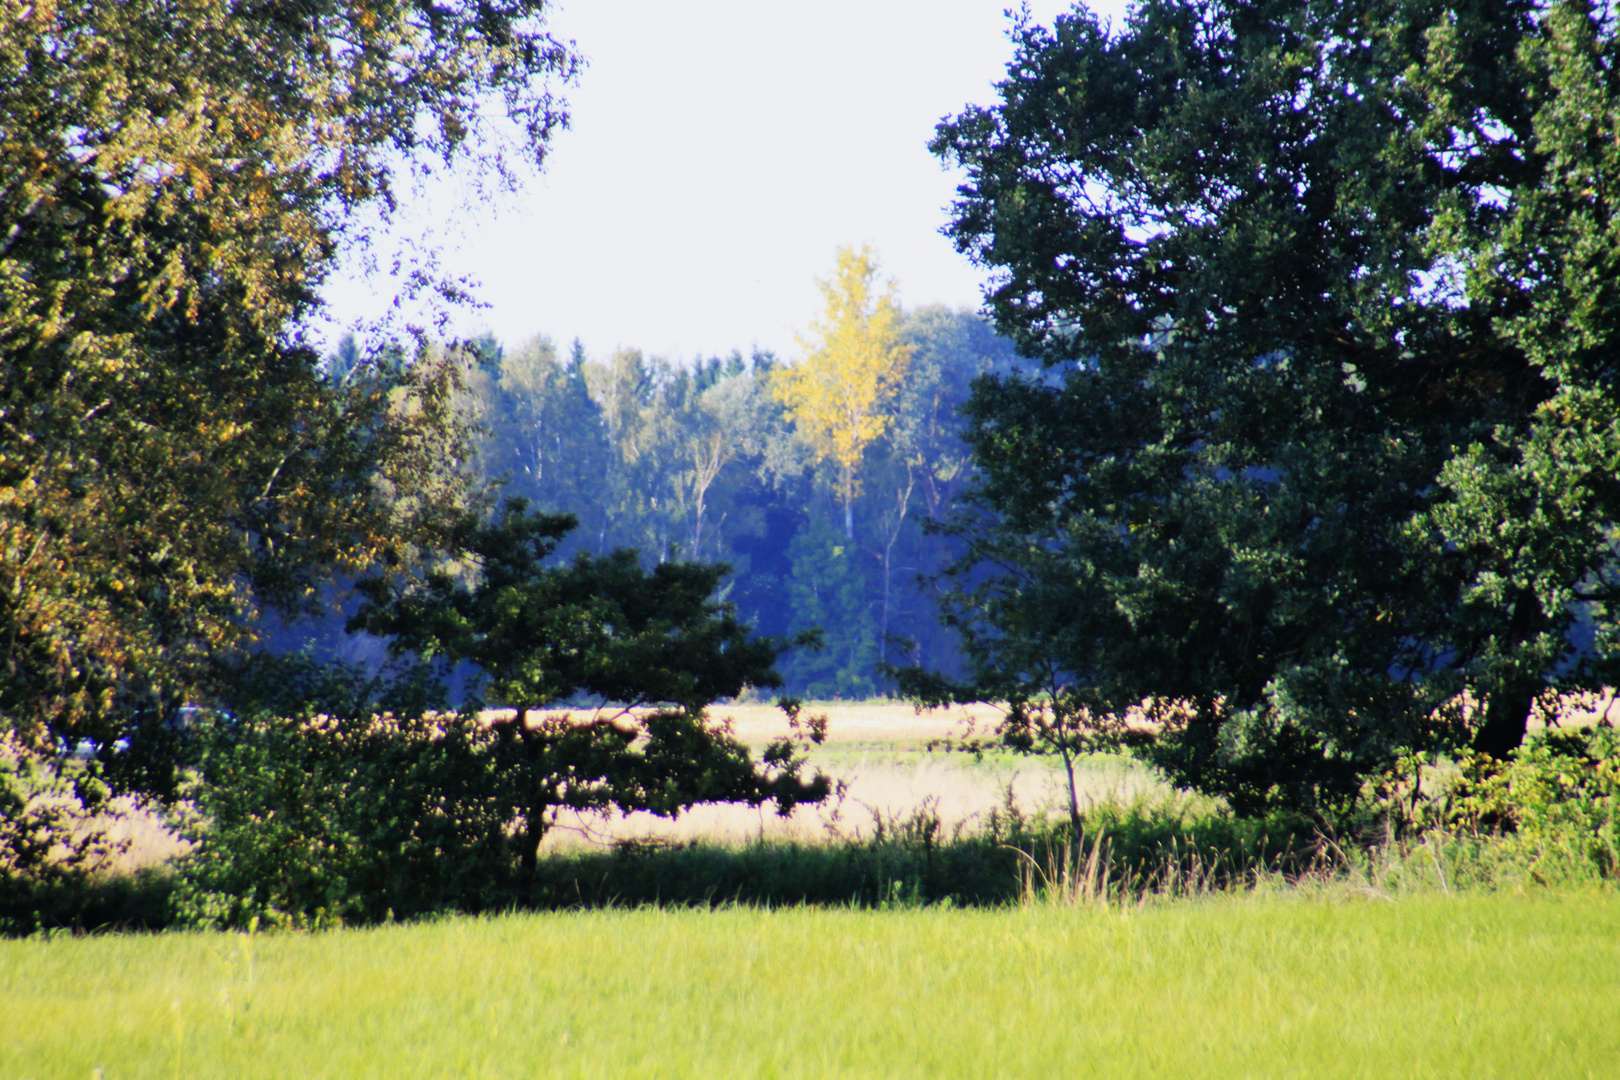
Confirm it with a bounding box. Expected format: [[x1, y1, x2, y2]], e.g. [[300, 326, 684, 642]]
[[537, 701, 1170, 851]]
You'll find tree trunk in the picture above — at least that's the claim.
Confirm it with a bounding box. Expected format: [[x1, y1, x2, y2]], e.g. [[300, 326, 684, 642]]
[[1473, 589, 1546, 758], [514, 708, 547, 889], [1059, 743, 1083, 840], [1473, 677, 1538, 759], [520, 805, 546, 884], [839, 460, 854, 538]]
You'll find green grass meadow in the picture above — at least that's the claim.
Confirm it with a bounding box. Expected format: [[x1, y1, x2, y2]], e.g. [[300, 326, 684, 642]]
[[4, 892, 1617, 1079]]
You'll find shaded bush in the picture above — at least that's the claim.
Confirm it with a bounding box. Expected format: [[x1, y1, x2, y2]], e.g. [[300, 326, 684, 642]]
[[170, 648, 830, 929], [170, 655, 511, 929], [172, 708, 511, 929], [0, 737, 148, 935]]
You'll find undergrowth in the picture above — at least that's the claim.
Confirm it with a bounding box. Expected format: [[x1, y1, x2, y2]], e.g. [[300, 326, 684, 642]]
[[4, 723, 1615, 933]]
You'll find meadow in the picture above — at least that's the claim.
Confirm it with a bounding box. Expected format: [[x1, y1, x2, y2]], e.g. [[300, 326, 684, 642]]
[[6, 702, 1617, 1079], [538, 701, 1166, 850], [3, 892, 1616, 1079]]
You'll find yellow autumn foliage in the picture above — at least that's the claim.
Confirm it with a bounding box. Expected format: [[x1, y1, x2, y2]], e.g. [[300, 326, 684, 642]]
[[773, 246, 912, 535]]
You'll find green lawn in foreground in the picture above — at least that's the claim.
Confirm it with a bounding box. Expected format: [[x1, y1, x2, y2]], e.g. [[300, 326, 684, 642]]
[[3, 893, 1616, 1079]]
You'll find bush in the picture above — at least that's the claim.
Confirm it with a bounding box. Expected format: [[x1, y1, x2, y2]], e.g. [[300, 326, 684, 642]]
[[171, 656, 514, 929], [1431, 725, 1620, 883], [173, 708, 513, 929], [0, 736, 133, 935]]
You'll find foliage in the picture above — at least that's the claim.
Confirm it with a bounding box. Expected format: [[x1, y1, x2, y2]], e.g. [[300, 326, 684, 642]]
[[779, 519, 880, 698], [921, 0, 1620, 814], [772, 246, 914, 538], [172, 657, 510, 929], [1406, 723, 1620, 882], [0, 736, 125, 934], [349, 500, 831, 881], [433, 311, 1019, 698], [0, 0, 579, 789], [466, 336, 614, 551]]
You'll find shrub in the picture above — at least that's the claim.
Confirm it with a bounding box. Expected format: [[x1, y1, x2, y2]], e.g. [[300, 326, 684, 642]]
[[1407, 724, 1620, 883], [0, 736, 168, 935], [171, 655, 514, 929], [173, 708, 513, 929]]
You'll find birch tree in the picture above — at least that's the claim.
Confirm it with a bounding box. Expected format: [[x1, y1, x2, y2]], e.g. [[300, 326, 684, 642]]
[[773, 246, 912, 538], [0, 0, 578, 783]]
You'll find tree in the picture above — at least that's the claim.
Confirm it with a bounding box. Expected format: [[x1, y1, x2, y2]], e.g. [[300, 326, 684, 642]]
[[350, 500, 829, 883], [893, 307, 1022, 522], [917, 0, 1620, 814], [677, 373, 768, 563], [781, 518, 880, 698], [473, 335, 613, 546], [0, 0, 579, 783], [773, 246, 913, 538]]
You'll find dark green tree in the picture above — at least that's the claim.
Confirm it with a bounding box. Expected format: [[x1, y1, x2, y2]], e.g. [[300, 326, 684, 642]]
[[916, 0, 1620, 814], [350, 500, 829, 882], [781, 518, 880, 698]]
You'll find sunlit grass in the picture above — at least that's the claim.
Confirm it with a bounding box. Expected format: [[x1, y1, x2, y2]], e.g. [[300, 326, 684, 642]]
[[5, 892, 1616, 1078]]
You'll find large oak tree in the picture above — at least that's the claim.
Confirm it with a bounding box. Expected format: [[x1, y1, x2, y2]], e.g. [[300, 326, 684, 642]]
[[918, 0, 1620, 814]]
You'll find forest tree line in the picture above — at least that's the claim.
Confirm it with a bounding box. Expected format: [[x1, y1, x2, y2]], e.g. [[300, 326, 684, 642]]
[[316, 293, 1023, 700]]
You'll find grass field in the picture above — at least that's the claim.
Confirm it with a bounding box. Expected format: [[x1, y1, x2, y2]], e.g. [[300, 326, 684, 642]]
[[4, 892, 1617, 1079]]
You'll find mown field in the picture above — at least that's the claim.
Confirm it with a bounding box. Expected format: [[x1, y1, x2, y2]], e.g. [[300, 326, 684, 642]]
[[4, 892, 1617, 1079]]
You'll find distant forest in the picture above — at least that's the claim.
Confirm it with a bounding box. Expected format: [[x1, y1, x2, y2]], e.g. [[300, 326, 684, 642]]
[[278, 306, 1023, 700]]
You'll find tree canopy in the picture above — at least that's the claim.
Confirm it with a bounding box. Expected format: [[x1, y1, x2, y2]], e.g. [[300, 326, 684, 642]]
[[919, 0, 1620, 814], [0, 0, 579, 783]]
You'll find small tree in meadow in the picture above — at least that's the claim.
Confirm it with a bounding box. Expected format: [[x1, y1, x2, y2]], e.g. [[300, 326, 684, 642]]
[[352, 500, 830, 885]]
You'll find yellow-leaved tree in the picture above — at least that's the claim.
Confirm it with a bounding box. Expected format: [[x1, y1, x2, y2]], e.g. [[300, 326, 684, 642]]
[[773, 246, 912, 537]]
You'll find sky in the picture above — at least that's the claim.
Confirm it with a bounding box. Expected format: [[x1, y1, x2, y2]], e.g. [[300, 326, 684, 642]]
[[319, 0, 1132, 363]]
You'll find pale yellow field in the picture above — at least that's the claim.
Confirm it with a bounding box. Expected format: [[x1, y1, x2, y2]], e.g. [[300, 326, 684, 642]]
[[709, 700, 1003, 745], [478, 699, 1001, 745], [537, 701, 1168, 851]]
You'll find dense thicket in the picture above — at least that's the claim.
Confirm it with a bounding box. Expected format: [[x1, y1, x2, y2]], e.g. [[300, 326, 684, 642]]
[[917, 0, 1620, 814]]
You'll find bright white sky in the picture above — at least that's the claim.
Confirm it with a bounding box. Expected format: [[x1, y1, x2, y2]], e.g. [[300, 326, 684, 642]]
[[319, 0, 1132, 362]]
